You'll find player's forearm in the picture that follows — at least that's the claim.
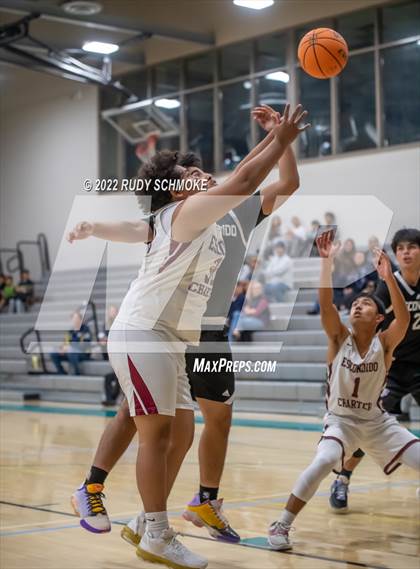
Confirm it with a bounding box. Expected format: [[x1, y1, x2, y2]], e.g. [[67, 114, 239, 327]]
[[91, 221, 146, 243], [384, 273, 410, 329], [319, 258, 334, 307], [237, 133, 288, 193], [278, 145, 299, 189], [234, 130, 275, 173]]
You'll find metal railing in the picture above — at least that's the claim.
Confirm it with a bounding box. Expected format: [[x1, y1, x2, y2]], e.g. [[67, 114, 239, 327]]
[[16, 232, 51, 280], [0, 248, 24, 276], [20, 327, 48, 375]]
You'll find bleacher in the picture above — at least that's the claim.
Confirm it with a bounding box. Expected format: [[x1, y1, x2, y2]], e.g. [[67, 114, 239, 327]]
[[1, 258, 417, 418]]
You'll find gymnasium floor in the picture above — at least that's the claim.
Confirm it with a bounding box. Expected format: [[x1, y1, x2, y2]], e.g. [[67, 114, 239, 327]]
[[1, 403, 419, 569]]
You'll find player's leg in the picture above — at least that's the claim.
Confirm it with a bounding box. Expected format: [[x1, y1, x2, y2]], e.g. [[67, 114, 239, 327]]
[[120, 407, 195, 547], [330, 365, 412, 512], [329, 448, 365, 513], [111, 339, 207, 569], [183, 341, 240, 542], [134, 414, 207, 569], [71, 398, 136, 532], [268, 438, 343, 550]]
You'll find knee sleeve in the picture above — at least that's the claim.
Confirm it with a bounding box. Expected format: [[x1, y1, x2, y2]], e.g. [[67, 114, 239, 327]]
[[292, 439, 342, 503]]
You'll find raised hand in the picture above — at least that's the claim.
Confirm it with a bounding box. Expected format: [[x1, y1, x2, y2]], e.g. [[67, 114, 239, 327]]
[[316, 229, 340, 259], [67, 221, 94, 244], [252, 104, 281, 132], [374, 248, 393, 281], [272, 103, 310, 146]]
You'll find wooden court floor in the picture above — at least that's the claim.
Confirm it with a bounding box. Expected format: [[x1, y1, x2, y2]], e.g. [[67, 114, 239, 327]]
[[1, 402, 419, 569]]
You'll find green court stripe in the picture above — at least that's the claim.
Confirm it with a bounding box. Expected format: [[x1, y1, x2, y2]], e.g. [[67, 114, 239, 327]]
[[0, 403, 419, 437]]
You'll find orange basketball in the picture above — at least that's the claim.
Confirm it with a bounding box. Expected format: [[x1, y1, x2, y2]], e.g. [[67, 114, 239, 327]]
[[298, 28, 348, 79]]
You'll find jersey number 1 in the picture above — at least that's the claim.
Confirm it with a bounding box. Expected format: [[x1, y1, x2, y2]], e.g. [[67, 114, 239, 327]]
[[351, 377, 361, 398]]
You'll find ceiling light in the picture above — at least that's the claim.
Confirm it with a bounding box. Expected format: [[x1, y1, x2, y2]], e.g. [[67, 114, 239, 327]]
[[233, 0, 274, 10], [243, 80, 252, 89], [62, 1, 103, 15], [265, 71, 290, 83], [82, 41, 119, 54], [154, 98, 181, 109]]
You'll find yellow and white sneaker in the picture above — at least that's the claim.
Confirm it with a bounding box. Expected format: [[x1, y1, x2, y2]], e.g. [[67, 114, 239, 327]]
[[120, 512, 146, 546], [137, 528, 208, 569]]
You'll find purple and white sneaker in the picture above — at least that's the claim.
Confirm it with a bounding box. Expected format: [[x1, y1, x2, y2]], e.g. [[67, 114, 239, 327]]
[[71, 483, 111, 533]]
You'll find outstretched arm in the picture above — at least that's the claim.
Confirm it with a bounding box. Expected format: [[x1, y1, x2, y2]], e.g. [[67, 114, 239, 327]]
[[173, 103, 309, 241], [251, 105, 300, 215], [67, 219, 152, 244], [233, 106, 299, 214], [377, 249, 410, 355], [317, 231, 349, 357]]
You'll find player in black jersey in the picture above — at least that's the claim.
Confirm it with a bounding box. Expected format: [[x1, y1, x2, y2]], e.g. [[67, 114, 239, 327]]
[[330, 228, 420, 512], [70, 104, 303, 542]]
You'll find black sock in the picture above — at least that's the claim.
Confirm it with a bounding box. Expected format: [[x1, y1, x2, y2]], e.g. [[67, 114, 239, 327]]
[[339, 468, 353, 480], [199, 485, 219, 503], [85, 466, 108, 486]]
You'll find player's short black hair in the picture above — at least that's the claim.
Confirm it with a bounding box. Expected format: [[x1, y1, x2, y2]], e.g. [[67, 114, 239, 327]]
[[351, 292, 386, 316], [136, 150, 202, 212], [391, 228, 420, 253]]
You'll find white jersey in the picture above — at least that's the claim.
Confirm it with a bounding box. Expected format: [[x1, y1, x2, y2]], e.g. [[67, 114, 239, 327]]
[[326, 333, 388, 421], [115, 202, 225, 344]]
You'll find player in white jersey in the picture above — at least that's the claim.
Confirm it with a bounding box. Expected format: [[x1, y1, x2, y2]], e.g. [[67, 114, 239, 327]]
[[267, 229, 419, 551], [69, 104, 310, 569], [329, 227, 420, 512]]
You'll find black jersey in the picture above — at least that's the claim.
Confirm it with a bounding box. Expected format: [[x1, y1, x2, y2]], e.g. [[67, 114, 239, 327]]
[[202, 192, 268, 329], [375, 271, 420, 364]]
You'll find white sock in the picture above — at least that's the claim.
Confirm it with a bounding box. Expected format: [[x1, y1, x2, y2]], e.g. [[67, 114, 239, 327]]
[[145, 511, 169, 537], [280, 509, 295, 527]]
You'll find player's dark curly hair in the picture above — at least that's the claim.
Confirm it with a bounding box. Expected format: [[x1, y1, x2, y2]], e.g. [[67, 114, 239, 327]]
[[136, 150, 202, 212], [391, 228, 420, 253]]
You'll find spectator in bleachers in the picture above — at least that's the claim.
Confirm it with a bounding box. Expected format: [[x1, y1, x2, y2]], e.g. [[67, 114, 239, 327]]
[[13, 269, 35, 313], [238, 255, 260, 283], [268, 216, 283, 242], [227, 281, 247, 342], [306, 220, 321, 257], [0, 275, 16, 312], [264, 242, 293, 302], [0, 274, 6, 311], [339, 251, 371, 312], [286, 216, 307, 257], [324, 211, 339, 237], [232, 281, 270, 342], [332, 238, 356, 308], [50, 311, 92, 375]]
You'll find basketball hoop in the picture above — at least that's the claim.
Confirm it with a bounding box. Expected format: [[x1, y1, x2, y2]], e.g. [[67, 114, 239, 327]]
[[135, 133, 159, 164]]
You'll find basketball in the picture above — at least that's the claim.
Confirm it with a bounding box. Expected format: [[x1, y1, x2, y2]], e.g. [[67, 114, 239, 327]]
[[298, 28, 348, 79]]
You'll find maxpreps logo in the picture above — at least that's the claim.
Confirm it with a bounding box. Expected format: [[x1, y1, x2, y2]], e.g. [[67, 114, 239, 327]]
[[193, 358, 276, 374]]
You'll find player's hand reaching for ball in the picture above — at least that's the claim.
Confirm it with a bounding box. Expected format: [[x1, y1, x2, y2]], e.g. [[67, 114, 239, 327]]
[[272, 103, 310, 146], [67, 221, 94, 243], [316, 229, 341, 259], [374, 248, 393, 281], [252, 104, 281, 132]]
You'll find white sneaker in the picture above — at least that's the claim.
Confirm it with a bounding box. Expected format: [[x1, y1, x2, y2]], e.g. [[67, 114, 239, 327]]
[[120, 512, 146, 546], [137, 528, 208, 569], [267, 521, 293, 550]]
